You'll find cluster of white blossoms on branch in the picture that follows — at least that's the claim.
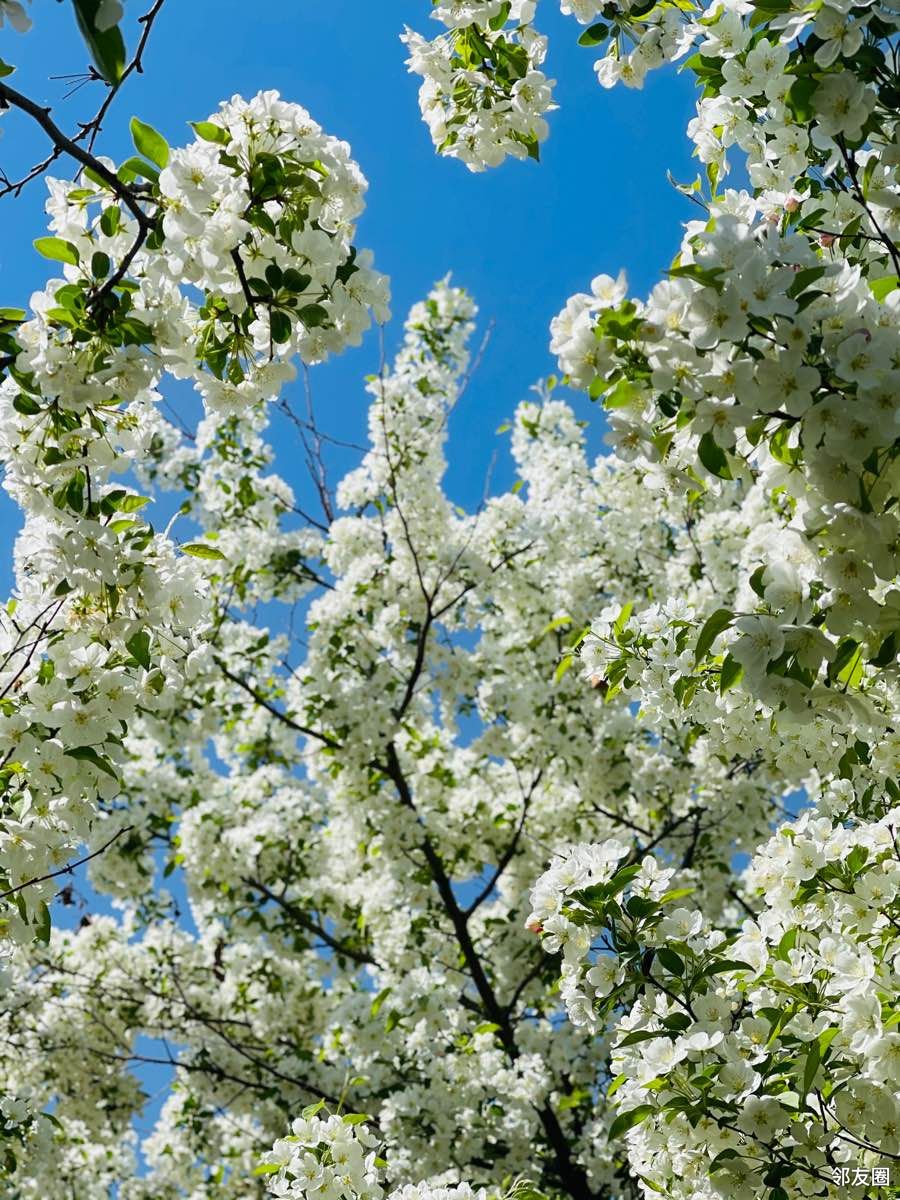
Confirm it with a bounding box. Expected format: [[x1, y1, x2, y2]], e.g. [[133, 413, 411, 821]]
[[157, 91, 389, 381], [405, 0, 899, 174], [402, 2, 554, 170], [512, 0, 900, 1196], [260, 1112, 489, 1200], [259, 1110, 386, 1200], [531, 786, 900, 1199], [0, 90, 388, 948], [540, 0, 900, 773]]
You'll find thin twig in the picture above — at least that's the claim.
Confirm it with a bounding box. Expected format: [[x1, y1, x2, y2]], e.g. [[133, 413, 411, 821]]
[[0, 0, 168, 197], [0, 825, 132, 901]]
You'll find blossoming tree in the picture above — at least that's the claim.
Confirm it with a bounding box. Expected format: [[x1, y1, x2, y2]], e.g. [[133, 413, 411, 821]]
[[0, 1, 898, 1199]]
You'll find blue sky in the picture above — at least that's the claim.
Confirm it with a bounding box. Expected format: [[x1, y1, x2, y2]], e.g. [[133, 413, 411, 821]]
[[1, 0, 699, 591]]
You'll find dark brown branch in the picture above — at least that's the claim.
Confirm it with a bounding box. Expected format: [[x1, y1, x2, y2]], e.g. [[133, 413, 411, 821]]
[[0, 825, 132, 901], [230, 247, 258, 313], [243, 877, 378, 966], [382, 743, 594, 1200], [838, 138, 900, 277], [463, 773, 539, 918], [0, 0, 168, 196], [85, 0, 168, 152], [214, 658, 341, 750], [0, 80, 150, 225]]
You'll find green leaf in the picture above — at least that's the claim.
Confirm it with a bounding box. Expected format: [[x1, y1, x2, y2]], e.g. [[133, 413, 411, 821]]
[[657, 947, 685, 976], [554, 655, 574, 685], [608, 1105, 655, 1141], [341, 1113, 371, 1125], [696, 958, 752, 981], [774, 926, 797, 961], [190, 120, 229, 145], [298, 303, 329, 328], [34, 237, 80, 266], [301, 1099, 325, 1120], [540, 614, 573, 638], [0, 59, 16, 79], [370, 986, 391, 1018], [64, 745, 119, 780], [786, 76, 817, 123], [612, 602, 633, 639], [719, 653, 743, 694], [252, 1163, 282, 1176], [748, 565, 767, 598], [100, 206, 121, 237], [116, 493, 150, 513], [801, 1039, 821, 1098], [35, 900, 52, 945], [697, 432, 732, 479], [606, 863, 642, 896], [694, 608, 734, 664], [786, 265, 827, 299], [667, 262, 724, 290], [616, 1029, 672, 1048], [871, 630, 897, 669], [72, 0, 126, 83], [130, 117, 170, 169], [283, 268, 312, 293], [626, 894, 658, 919], [709, 1149, 741, 1173], [118, 156, 160, 184], [578, 22, 609, 46], [91, 250, 111, 278], [125, 630, 151, 670], [870, 274, 899, 302], [13, 394, 41, 416], [817, 1026, 840, 1057], [636, 1175, 666, 1195], [182, 543, 226, 560], [829, 637, 860, 680], [270, 310, 291, 344]]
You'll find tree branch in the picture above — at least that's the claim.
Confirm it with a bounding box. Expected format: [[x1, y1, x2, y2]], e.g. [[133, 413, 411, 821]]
[[0, 824, 132, 901], [215, 658, 341, 750], [243, 877, 378, 967], [382, 743, 594, 1200], [0, 0, 168, 197], [0, 80, 150, 225]]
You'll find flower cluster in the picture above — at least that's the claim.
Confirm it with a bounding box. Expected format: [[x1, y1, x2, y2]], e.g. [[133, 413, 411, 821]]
[[259, 1110, 385, 1200], [158, 91, 390, 381], [402, 0, 899, 183], [259, 1112, 491, 1200], [402, 4, 554, 171], [2, 0, 900, 1194], [533, 790, 900, 1198], [0, 90, 388, 946], [547, 0, 900, 751], [0, 278, 770, 1198]]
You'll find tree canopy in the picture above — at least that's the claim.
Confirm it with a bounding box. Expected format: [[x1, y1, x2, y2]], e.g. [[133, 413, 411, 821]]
[[0, 2, 898, 1198]]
